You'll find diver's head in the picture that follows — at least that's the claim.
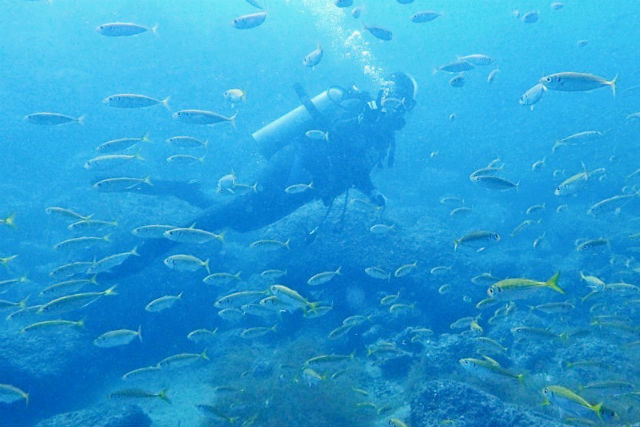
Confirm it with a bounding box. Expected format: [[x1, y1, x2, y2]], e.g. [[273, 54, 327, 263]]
[[378, 72, 418, 118]]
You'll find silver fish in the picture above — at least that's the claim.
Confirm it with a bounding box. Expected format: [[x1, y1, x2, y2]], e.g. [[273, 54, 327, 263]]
[[439, 61, 474, 73], [471, 175, 518, 191], [96, 22, 157, 37], [363, 25, 393, 41], [303, 44, 323, 67], [96, 134, 151, 153], [410, 10, 441, 23], [541, 72, 617, 96], [232, 11, 267, 29], [449, 75, 465, 88], [94, 326, 142, 348], [25, 112, 84, 126], [521, 10, 539, 23], [166, 136, 208, 148], [519, 83, 546, 109], [458, 54, 494, 66], [93, 176, 152, 192], [173, 110, 237, 125], [102, 94, 169, 109]]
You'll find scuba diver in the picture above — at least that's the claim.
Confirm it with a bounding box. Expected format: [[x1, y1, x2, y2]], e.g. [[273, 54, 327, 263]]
[[102, 72, 417, 279]]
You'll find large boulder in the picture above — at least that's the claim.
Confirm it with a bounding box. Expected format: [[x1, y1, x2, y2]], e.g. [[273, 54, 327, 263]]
[[410, 380, 567, 427]]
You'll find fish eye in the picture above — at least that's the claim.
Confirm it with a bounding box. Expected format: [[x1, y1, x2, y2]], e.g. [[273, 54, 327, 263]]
[[544, 77, 552, 83]]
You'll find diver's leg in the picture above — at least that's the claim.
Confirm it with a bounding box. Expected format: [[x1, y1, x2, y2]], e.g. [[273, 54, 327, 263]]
[[194, 144, 315, 232], [121, 179, 214, 209], [100, 145, 315, 280]]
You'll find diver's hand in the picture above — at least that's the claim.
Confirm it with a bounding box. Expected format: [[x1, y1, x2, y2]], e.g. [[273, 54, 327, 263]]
[[369, 189, 387, 208]]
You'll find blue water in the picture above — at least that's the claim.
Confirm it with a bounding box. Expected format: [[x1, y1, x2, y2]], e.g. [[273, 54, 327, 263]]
[[1, 0, 640, 426]]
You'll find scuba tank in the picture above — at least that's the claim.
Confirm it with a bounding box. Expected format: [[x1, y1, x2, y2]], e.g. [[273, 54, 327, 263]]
[[251, 85, 367, 159]]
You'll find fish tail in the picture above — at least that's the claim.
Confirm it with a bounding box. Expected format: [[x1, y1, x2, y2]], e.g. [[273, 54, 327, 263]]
[[158, 389, 171, 404], [105, 285, 118, 296], [453, 240, 460, 251], [77, 115, 86, 126], [203, 258, 211, 274], [593, 402, 603, 420], [161, 96, 170, 111], [3, 212, 17, 229], [229, 112, 238, 130], [151, 24, 159, 36], [18, 295, 30, 308], [516, 373, 525, 385], [142, 132, 152, 143], [201, 349, 209, 361], [545, 272, 565, 294], [137, 325, 143, 342], [609, 74, 618, 97]]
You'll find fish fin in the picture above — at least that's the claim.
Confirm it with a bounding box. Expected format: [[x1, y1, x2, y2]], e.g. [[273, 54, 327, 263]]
[[158, 389, 171, 404], [609, 75, 617, 97], [482, 355, 500, 366], [545, 271, 565, 294], [593, 402, 603, 420], [229, 112, 238, 130], [161, 96, 170, 111], [18, 295, 30, 308], [3, 212, 17, 229], [105, 285, 118, 296]]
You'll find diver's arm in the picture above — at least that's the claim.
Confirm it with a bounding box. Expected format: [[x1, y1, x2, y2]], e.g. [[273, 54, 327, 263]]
[[353, 172, 386, 207]]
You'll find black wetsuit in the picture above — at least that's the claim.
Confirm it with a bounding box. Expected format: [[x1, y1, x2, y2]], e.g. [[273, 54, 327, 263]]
[[102, 93, 401, 280]]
